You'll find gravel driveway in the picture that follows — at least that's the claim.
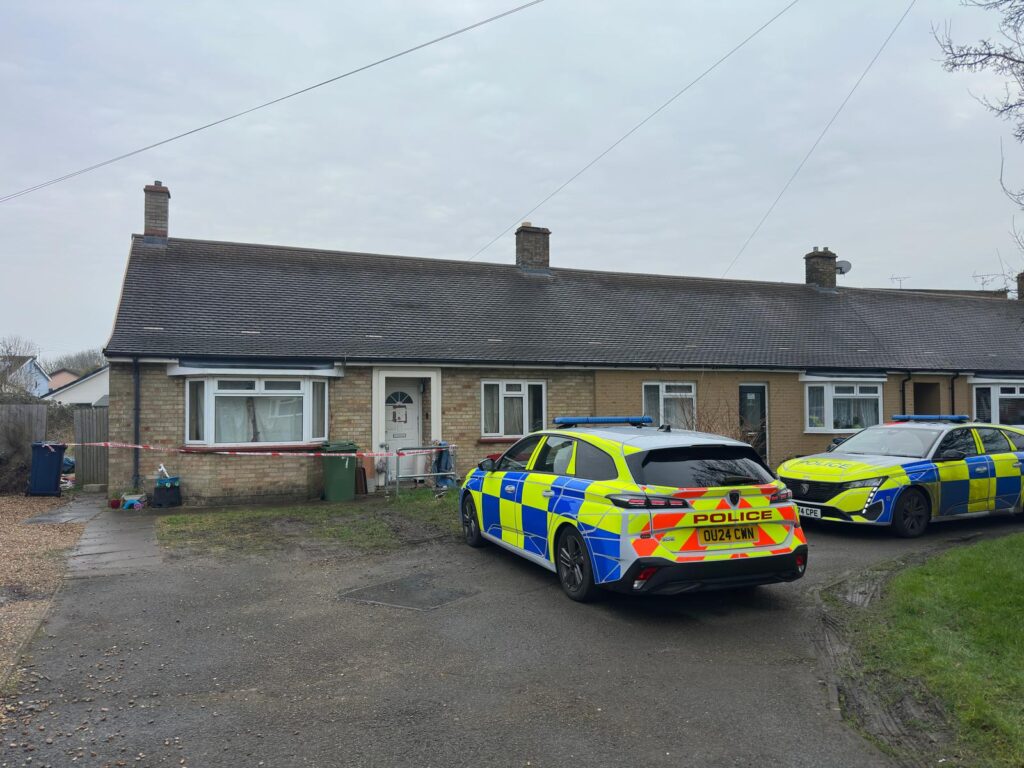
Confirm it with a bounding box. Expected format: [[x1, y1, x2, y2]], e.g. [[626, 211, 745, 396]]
[[2, 510, 1020, 767]]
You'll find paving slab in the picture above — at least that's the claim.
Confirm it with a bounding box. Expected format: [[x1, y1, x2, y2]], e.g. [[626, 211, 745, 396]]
[[65, 507, 162, 579], [23, 495, 105, 524]]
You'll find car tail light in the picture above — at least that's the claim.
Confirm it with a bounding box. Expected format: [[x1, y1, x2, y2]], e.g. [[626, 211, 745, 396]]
[[770, 487, 793, 504], [794, 552, 807, 572], [607, 494, 689, 509], [633, 566, 659, 590]]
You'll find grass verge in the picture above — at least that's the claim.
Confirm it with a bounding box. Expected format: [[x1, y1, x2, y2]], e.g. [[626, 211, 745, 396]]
[[852, 532, 1024, 767], [156, 488, 460, 554]]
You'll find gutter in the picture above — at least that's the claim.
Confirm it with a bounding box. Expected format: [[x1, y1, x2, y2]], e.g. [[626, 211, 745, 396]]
[[949, 372, 961, 414], [899, 371, 912, 414], [132, 357, 141, 490]]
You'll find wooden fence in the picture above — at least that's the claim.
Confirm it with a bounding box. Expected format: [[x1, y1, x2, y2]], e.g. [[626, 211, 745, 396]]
[[73, 407, 108, 486], [0, 404, 47, 442]]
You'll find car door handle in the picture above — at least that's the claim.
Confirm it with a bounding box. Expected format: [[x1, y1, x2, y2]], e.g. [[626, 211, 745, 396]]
[[541, 490, 555, 498], [504, 485, 516, 494], [972, 466, 987, 474], [1014, 462, 1022, 468]]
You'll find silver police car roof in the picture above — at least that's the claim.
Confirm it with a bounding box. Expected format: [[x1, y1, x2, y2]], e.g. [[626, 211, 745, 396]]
[[550, 425, 750, 450]]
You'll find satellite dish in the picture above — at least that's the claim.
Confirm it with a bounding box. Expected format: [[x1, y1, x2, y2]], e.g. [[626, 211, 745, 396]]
[[836, 260, 852, 275]]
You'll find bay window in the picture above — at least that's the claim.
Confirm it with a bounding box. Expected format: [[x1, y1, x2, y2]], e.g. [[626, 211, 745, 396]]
[[185, 377, 329, 445], [481, 380, 546, 437], [973, 384, 1024, 425], [642, 382, 696, 429], [805, 381, 882, 432]]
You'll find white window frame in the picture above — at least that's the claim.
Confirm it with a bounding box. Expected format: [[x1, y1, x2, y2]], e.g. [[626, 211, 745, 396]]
[[184, 376, 329, 446], [641, 381, 697, 429], [480, 380, 546, 438], [972, 382, 1024, 426], [804, 380, 883, 433]]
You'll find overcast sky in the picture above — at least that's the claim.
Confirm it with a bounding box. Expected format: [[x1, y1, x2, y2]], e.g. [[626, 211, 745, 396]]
[[2, 0, 1020, 361]]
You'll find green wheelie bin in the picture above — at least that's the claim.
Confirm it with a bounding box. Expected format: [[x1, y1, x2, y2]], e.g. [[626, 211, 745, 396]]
[[322, 441, 359, 502]]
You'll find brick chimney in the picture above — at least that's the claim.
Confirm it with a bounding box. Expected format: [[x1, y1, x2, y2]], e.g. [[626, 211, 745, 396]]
[[143, 180, 170, 238], [515, 221, 550, 270], [1017, 271, 1024, 300], [804, 246, 837, 289]]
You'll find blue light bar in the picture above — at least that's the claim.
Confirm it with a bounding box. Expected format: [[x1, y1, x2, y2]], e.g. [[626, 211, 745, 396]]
[[891, 414, 970, 423], [553, 416, 653, 426]]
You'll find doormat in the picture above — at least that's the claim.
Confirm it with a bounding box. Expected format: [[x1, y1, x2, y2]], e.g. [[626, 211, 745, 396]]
[[338, 573, 478, 611]]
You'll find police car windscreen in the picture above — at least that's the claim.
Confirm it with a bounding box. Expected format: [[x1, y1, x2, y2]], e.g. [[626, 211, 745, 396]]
[[627, 446, 774, 488], [836, 427, 942, 458]]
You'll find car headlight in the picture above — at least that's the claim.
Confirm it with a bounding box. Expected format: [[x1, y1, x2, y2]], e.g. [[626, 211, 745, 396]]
[[841, 476, 887, 491]]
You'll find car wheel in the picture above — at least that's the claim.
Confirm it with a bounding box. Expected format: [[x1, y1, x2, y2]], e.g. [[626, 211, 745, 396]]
[[891, 488, 930, 538], [556, 527, 600, 602], [460, 494, 485, 548]]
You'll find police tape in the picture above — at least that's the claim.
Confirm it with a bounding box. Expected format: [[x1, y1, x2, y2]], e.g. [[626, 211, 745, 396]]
[[62, 441, 453, 459]]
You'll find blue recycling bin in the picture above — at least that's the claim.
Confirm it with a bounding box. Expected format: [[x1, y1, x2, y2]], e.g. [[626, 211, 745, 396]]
[[28, 441, 66, 496]]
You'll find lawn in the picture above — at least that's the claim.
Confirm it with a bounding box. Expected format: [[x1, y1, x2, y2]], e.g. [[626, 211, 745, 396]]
[[156, 488, 461, 554], [855, 532, 1024, 768]]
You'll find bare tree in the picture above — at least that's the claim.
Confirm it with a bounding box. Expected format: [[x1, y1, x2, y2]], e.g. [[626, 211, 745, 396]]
[[0, 334, 41, 397], [938, 2, 1024, 279], [42, 348, 105, 376]]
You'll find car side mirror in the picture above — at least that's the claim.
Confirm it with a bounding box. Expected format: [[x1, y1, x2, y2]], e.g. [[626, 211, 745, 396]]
[[826, 437, 846, 453], [936, 449, 966, 462], [478, 458, 496, 472]]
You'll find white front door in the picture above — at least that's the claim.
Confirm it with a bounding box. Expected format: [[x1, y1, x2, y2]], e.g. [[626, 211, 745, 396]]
[[384, 379, 422, 482]]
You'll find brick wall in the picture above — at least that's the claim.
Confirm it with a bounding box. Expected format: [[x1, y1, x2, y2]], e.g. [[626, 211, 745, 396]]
[[440, 367, 595, 476], [108, 361, 981, 505], [108, 363, 374, 506]]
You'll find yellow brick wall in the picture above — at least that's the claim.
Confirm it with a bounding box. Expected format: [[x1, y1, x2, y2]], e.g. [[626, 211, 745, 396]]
[[440, 367, 596, 476]]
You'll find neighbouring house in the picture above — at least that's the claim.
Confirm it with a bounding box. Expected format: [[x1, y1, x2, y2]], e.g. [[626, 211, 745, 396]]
[[48, 368, 80, 391], [42, 365, 110, 407], [0, 355, 50, 398], [103, 181, 1024, 505]]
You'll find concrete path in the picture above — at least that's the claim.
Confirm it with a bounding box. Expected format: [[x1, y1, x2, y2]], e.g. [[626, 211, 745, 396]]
[[23, 494, 105, 525]]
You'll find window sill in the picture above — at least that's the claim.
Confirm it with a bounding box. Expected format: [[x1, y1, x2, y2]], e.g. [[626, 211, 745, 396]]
[[478, 436, 520, 445], [182, 443, 325, 453]]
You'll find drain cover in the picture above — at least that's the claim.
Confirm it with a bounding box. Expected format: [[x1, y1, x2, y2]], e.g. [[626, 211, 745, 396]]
[[338, 573, 477, 611]]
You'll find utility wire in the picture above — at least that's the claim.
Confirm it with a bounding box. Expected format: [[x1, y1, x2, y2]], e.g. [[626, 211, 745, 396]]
[[468, 0, 802, 261], [0, 0, 545, 205], [720, 0, 917, 278]]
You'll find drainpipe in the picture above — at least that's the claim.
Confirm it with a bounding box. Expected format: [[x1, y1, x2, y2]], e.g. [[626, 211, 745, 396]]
[[949, 372, 960, 415], [900, 371, 912, 415], [132, 357, 141, 491]]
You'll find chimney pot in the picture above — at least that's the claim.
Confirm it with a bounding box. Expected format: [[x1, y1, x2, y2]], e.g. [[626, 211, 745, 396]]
[[143, 180, 170, 239], [515, 222, 551, 270], [805, 246, 838, 289]]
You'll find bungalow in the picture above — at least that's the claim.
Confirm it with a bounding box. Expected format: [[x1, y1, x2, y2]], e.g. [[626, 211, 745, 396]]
[[104, 181, 1024, 504], [42, 365, 110, 407]]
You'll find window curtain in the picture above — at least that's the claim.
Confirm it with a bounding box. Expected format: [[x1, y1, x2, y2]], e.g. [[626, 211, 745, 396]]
[[503, 396, 524, 436], [832, 397, 879, 430], [664, 397, 695, 429], [483, 384, 499, 434], [215, 396, 302, 443], [975, 387, 992, 422], [643, 385, 662, 425], [807, 386, 825, 428]]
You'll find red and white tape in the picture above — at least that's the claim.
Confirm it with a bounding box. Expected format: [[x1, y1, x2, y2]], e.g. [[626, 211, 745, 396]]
[[64, 441, 453, 459]]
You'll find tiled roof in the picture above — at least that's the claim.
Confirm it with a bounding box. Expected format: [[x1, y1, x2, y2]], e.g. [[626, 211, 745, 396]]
[[104, 236, 1024, 373]]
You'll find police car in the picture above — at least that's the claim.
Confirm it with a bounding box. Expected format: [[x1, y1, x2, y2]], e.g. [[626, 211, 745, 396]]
[[778, 415, 1024, 537], [459, 417, 808, 601]]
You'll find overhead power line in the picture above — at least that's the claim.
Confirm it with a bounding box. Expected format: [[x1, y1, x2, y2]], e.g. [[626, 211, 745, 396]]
[[468, 0, 803, 261], [0, 0, 545, 205], [720, 0, 917, 278]]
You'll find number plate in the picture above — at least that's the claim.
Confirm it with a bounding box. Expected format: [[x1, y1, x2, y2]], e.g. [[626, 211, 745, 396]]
[[697, 525, 757, 546], [798, 506, 822, 519]]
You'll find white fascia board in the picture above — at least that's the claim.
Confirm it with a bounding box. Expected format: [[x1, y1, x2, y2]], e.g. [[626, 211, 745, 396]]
[[967, 375, 1024, 384], [798, 373, 887, 383], [166, 363, 343, 378]]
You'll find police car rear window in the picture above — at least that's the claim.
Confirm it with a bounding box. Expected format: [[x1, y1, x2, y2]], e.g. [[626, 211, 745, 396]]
[[626, 446, 773, 488]]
